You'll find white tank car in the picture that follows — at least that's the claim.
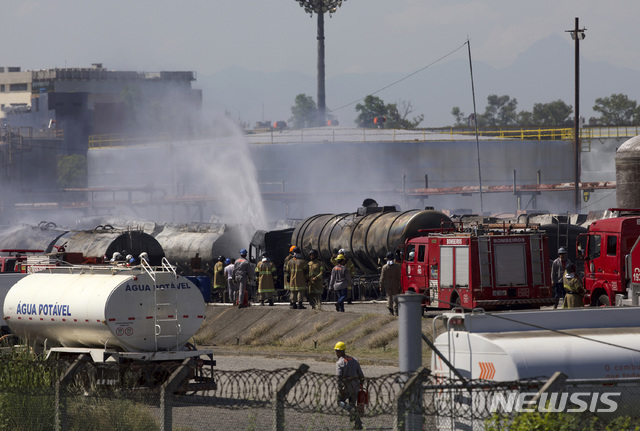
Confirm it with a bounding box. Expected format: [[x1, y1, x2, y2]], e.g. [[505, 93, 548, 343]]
[[3, 266, 206, 352]]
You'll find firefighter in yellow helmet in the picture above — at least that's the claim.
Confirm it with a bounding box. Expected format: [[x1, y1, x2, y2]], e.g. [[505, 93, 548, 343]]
[[334, 341, 364, 429]]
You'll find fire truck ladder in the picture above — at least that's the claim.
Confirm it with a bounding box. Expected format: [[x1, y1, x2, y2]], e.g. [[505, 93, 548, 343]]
[[529, 234, 545, 285], [141, 258, 181, 351], [477, 236, 493, 288]]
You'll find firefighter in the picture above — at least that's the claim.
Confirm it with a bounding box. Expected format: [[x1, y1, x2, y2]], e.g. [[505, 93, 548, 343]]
[[233, 249, 251, 308], [334, 341, 364, 430], [287, 247, 309, 309], [283, 245, 296, 307], [338, 248, 357, 304], [307, 249, 324, 310], [329, 254, 352, 312], [255, 252, 277, 306], [379, 251, 402, 316], [552, 247, 571, 309], [212, 255, 226, 303], [563, 263, 585, 308]]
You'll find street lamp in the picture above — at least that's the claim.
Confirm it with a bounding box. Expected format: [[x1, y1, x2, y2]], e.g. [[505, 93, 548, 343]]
[[566, 17, 586, 215], [294, 0, 347, 126]]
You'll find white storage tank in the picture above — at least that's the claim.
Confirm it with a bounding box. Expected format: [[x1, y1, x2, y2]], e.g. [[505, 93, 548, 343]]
[[3, 267, 206, 352]]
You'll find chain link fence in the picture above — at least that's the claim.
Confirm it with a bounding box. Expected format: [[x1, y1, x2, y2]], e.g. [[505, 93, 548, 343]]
[[2, 355, 640, 430]]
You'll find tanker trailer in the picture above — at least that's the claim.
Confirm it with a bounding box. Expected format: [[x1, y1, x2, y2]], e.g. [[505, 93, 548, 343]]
[[292, 206, 452, 274], [51, 225, 165, 265], [3, 263, 211, 363]]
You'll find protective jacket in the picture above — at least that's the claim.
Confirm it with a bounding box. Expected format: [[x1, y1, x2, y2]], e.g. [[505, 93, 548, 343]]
[[308, 259, 324, 294], [287, 256, 309, 291], [213, 261, 226, 289], [255, 260, 277, 293]]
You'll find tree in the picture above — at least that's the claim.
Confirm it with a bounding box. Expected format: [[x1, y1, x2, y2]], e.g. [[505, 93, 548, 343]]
[[355, 95, 387, 128], [451, 107, 467, 127], [386, 100, 424, 129], [531, 100, 573, 127], [289, 94, 317, 128], [355, 96, 423, 129], [479, 95, 518, 128], [593, 93, 638, 126], [57, 154, 87, 188]]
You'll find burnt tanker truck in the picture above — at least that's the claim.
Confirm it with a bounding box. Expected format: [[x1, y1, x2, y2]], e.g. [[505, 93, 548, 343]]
[[250, 206, 452, 297]]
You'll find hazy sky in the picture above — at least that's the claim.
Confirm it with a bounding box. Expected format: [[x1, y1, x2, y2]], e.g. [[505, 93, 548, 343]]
[[5, 0, 640, 76]]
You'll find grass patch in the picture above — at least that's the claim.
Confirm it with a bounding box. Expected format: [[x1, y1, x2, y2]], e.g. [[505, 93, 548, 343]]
[[367, 328, 399, 350], [317, 314, 377, 345], [192, 326, 216, 345], [243, 322, 273, 346]]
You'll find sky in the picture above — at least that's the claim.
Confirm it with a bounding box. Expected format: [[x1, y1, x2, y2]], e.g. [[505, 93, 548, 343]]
[[5, 0, 640, 75], [4, 0, 640, 119]]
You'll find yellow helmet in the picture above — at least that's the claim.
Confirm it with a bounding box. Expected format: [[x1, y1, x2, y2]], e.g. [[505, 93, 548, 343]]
[[334, 341, 346, 351], [336, 254, 346, 261]]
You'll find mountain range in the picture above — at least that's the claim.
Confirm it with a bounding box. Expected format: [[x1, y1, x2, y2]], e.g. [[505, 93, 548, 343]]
[[197, 34, 640, 128]]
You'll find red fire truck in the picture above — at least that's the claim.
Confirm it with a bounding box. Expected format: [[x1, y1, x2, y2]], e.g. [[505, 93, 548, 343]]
[[578, 209, 640, 306], [401, 227, 553, 310]]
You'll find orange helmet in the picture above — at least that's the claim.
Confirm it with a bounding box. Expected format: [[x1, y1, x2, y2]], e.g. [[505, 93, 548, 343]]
[[289, 245, 296, 253]]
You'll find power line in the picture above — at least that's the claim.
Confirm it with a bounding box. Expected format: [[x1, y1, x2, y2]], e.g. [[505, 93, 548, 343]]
[[330, 41, 469, 113]]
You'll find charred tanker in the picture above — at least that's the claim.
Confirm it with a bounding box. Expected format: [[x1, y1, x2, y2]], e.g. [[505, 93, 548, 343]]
[[291, 206, 452, 274]]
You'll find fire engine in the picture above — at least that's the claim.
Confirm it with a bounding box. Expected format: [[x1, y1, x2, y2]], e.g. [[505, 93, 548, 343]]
[[401, 225, 553, 311], [578, 209, 640, 306]]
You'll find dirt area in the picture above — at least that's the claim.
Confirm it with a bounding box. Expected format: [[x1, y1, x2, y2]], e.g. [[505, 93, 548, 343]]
[[193, 301, 437, 370]]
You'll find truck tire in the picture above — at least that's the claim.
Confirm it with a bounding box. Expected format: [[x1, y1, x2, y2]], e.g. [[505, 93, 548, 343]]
[[595, 294, 610, 307]]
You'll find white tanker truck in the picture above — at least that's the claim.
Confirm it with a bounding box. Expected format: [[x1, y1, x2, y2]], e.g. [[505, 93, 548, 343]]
[[2, 259, 215, 389]]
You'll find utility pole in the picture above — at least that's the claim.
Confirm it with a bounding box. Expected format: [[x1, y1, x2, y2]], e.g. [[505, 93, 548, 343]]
[[566, 17, 586, 214]]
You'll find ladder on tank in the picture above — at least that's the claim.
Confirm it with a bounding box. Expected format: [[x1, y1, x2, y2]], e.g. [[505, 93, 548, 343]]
[[141, 257, 181, 351]]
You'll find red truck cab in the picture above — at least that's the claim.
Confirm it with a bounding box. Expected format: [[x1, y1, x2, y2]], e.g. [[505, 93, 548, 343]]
[[579, 212, 640, 306]]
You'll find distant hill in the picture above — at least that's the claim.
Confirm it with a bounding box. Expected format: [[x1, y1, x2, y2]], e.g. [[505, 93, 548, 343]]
[[198, 34, 640, 128]]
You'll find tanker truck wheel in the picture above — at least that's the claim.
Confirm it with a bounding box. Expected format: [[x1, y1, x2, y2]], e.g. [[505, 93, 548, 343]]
[[594, 294, 610, 307]]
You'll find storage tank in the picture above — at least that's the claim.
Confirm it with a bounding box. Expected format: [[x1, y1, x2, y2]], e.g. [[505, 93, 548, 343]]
[[616, 135, 640, 208], [3, 268, 205, 352], [292, 208, 452, 274], [52, 227, 165, 265]]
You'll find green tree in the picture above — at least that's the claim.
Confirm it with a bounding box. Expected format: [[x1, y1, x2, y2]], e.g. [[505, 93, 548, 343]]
[[386, 100, 424, 129], [289, 94, 317, 128], [593, 93, 638, 126], [355, 95, 387, 128], [531, 100, 573, 127], [479, 95, 518, 128], [451, 107, 467, 127], [517, 110, 533, 128], [57, 154, 87, 188]]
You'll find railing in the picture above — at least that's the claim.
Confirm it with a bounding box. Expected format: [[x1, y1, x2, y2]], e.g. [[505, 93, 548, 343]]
[[87, 126, 640, 148]]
